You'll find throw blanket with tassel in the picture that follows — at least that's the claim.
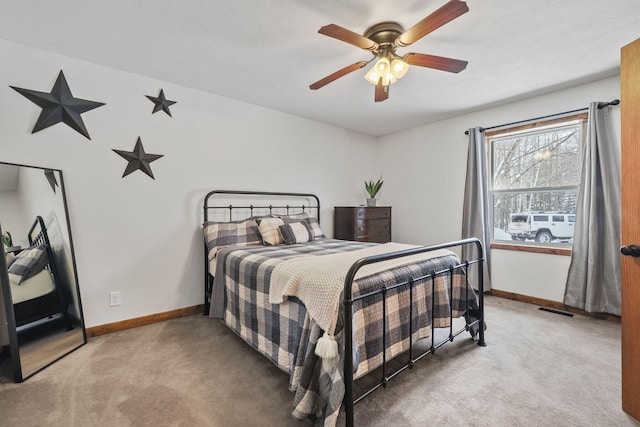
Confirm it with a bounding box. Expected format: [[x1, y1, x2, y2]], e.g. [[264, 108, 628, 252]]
[[269, 243, 454, 356]]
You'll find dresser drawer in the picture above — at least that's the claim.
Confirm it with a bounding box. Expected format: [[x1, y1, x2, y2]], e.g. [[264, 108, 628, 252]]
[[354, 219, 390, 238], [354, 207, 391, 220]]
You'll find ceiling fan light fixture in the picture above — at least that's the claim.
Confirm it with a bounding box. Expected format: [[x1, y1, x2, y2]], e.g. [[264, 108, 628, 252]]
[[311, 1, 470, 101], [365, 57, 400, 86], [365, 56, 409, 86], [391, 57, 409, 79]]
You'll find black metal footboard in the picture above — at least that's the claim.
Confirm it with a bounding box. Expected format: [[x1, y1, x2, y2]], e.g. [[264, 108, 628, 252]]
[[342, 237, 486, 427]]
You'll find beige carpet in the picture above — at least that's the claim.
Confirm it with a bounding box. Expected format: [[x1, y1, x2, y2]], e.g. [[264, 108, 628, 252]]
[[1, 295, 638, 427]]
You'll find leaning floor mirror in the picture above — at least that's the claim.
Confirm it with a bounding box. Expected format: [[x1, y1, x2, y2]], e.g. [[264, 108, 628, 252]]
[[0, 162, 86, 382]]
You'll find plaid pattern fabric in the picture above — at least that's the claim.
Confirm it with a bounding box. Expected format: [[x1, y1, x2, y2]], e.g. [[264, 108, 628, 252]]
[[213, 239, 371, 370], [350, 254, 476, 377], [211, 239, 478, 425], [7, 244, 48, 284], [280, 212, 326, 239], [202, 219, 262, 260], [279, 220, 313, 244]]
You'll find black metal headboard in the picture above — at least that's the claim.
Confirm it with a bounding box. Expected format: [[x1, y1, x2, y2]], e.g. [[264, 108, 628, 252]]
[[202, 190, 320, 315], [26, 216, 61, 295], [203, 190, 320, 224], [28, 216, 51, 248]]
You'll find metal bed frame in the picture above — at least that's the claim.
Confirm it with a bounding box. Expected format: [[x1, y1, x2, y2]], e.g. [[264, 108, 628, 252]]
[[203, 190, 485, 426], [13, 216, 71, 329]]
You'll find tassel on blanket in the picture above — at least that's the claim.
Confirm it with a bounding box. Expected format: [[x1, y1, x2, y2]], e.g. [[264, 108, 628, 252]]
[[315, 333, 338, 359]]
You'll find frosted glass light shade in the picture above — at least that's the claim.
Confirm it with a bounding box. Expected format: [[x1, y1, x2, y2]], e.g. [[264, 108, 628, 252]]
[[391, 58, 409, 79], [365, 56, 408, 85]]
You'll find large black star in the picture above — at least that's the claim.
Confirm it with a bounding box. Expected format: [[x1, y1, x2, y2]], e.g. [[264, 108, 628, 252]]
[[146, 89, 176, 117], [113, 137, 164, 180], [10, 70, 105, 140]]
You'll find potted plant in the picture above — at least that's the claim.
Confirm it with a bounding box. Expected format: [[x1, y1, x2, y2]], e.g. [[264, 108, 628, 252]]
[[2, 231, 12, 248], [364, 176, 383, 207]]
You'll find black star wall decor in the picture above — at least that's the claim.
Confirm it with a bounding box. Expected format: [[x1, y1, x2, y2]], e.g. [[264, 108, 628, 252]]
[[10, 70, 105, 140], [146, 89, 176, 117], [44, 169, 59, 193], [113, 137, 164, 180]]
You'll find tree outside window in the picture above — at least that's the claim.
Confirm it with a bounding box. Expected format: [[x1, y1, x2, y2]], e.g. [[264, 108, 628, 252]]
[[488, 114, 586, 246]]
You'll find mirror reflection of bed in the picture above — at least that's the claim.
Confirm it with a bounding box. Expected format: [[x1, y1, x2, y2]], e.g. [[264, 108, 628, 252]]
[[0, 162, 86, 382]]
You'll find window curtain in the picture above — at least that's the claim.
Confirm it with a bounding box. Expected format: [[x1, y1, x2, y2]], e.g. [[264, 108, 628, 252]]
[[564, 103, 621, 315], [461, 127, 491, 291]]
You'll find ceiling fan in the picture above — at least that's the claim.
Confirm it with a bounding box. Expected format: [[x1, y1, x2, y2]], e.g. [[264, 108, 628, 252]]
[[309, 0, 469, 102]]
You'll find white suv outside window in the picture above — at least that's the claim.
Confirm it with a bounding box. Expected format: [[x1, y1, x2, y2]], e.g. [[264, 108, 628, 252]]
[[507, 212, 575, 243]]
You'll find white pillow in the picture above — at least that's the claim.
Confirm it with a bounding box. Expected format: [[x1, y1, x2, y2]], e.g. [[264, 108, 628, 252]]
[[257, 217, 285, 246]]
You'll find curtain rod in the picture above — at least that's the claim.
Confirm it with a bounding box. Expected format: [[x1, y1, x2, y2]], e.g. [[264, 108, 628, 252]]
[[464, 99, 620, 135]]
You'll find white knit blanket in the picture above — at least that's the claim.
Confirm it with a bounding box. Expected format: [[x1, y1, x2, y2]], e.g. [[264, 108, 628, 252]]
[[269, 242, 453, 336]]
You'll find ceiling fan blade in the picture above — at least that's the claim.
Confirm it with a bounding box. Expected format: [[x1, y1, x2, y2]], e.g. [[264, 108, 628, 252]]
[[309, 61, 368, 90], [374, 78, 389, 102], [396, 0, 469, 47], [403, 53, 468, 73], [318, 24, 379, 51]]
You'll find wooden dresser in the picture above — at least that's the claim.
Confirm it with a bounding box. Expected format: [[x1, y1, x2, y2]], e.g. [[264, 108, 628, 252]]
[[334, 206, 391, 243]]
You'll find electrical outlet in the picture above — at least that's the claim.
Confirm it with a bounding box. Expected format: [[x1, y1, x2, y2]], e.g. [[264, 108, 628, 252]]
[[109, 291, 121, 307]]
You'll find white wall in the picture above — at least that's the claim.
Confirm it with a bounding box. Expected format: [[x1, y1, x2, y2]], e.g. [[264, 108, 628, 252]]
[[377, 76, 621, 302], [0, 191, 27, 247], [0, 39, 378, 327]]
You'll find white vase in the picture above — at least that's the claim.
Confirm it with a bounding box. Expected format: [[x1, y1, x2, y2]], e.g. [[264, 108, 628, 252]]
[[366, 198, 377, 207]]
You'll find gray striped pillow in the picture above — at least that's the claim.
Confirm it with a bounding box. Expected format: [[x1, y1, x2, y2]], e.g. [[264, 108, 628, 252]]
[[7, 244, 48, 285], [279, 220, 313, 245], [280, 213, 326, 239]]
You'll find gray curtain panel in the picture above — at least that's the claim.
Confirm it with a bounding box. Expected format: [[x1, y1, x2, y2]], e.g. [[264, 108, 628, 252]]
[[564, 103, 621, 315], [461, 127, 491, 291]]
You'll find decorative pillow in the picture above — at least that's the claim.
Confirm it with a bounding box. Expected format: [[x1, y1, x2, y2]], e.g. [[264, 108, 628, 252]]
[[257, 216, 285, 246], [5, 251, 17, 268], [280, 212, 326, 239], [202, 219, 261, 260], [7, 244, 48, 285], [279, 220, 313, 245]]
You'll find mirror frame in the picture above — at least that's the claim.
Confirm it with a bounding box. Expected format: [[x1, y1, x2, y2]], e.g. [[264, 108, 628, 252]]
[[0, 162, 86, 382], [0, 232, 21, 381]]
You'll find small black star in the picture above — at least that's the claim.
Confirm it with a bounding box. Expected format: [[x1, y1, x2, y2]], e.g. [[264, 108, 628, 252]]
[[113, 137, 164, 180], [10, 70, 105, 140], [146, 89, 176, 117], [44, 169, 59, 193]]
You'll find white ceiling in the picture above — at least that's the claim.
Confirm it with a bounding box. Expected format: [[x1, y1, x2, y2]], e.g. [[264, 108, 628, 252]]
[[0, 0, 638, 136]]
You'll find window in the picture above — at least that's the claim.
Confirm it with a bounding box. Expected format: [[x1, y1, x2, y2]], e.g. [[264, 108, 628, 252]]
[[488, 114, 586, 247]]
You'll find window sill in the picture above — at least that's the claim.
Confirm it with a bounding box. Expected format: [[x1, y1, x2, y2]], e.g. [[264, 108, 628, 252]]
[[490, 242, 572, 256]]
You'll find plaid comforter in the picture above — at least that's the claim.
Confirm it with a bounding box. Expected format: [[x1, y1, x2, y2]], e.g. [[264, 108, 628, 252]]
[[210, 239, 478, 425]]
